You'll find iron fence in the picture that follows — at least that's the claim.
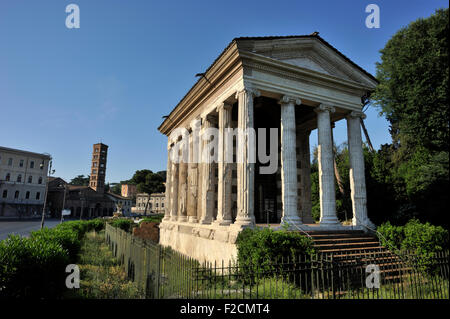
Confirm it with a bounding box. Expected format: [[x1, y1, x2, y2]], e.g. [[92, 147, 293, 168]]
[[105, 224, 449, 299]]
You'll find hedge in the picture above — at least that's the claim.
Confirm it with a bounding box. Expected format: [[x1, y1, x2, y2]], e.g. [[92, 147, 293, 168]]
[[236, 227, 316, 279], [377, 219, 449, 273], [0, 218, 105, 298], [109, 219, 133, 232]]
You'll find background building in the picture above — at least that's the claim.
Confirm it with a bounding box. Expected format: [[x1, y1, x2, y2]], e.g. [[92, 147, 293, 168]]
[[89, 143, 108, 193], [0, 146, 50, 218], [46, 142, 118, 219], [132, 192, 165, 215], [121, 184, 137, 198]]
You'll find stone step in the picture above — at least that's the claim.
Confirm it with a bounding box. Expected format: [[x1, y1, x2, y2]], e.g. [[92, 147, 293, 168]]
[[313, 237, 378, 244], [305, 230, 366, 236], [318, 246, 385, 254], [314, 241, 380, 249]]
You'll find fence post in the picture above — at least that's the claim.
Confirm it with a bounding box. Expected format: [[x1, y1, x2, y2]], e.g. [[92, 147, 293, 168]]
[[155, 245, 162, 298]]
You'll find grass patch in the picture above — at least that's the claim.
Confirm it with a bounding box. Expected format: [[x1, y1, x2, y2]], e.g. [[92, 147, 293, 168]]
[[65, 231, 143, 299]]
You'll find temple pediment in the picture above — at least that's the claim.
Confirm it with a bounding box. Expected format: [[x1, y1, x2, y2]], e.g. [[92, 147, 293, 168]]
[[236, 36, 377, 87]]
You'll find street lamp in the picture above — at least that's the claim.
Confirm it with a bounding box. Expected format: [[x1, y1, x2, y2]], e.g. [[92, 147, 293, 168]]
[[40, 157, 55, 229], [60, 183, 67, 223]]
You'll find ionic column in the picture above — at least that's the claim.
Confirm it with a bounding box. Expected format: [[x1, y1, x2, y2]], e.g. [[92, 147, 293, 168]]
[[279, 96, 302, 227], [234, 88, 259, 227], [199, 114, 216, 224], [187, 120, 201, 223], [178, 149, 188, 222], [297, 128, 314, 224], [215, 102, 233, 226], [163, 143, 172, 221], [347, 111, 375, 228], [170, 157, 179, 221], [315, 104, 339, 225]]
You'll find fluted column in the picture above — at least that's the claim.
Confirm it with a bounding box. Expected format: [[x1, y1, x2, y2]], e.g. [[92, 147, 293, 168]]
[[234, 88, 259, 227], [199, 114, 216, 224], [178, 147, 188, 222], [315, 104, 339, 225], [279, 96, 302, 227], [187, 120, 201, 223], [170, 161, 179, 221], [163, 143, 172, 221], [347, 111, 375, 228], [298, 128, 314, 223], [215, 102, 233, 226]]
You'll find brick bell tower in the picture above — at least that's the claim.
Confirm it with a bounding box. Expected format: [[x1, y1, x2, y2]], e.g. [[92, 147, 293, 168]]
[[89, 143, 108, 193]]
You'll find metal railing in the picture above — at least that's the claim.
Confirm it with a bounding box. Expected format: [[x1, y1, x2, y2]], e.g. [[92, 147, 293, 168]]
[[105, 224, 449, 299]]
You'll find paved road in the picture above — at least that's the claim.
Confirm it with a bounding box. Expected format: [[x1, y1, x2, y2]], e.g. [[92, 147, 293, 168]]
[[0, 219, 61, 241]]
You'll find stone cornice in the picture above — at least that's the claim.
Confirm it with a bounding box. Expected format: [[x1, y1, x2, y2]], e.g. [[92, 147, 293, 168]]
[[240, 51, 374, 95], [158, 42, 242, 136]]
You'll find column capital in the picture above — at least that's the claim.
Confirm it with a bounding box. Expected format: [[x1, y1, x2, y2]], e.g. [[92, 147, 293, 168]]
[[347, 110, 366, 120], [216, 102, 233, 113], [279, 95, 301, 106], [188, 118, 202, 131], [235, 87, 261, 99], [201, 113, 217, 126], [314, 104, 335, 114]]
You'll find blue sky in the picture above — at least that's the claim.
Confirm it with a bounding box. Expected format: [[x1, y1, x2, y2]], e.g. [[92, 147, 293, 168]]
[[0, 0, 447, 184]]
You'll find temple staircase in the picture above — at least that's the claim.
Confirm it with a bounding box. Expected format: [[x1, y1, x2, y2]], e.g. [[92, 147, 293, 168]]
[[306, 230, 411, 284]]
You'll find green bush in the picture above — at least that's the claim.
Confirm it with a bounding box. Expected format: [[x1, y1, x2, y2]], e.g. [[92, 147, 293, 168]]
[[236, 227, 315, 280], [30, 227, 80, 263], [0, 219, 105, 298], [139, 214, 164, 224], [110, 219, 133, 232], [0, 235, 69, 298], [86, 219, 106, 232], [377, 219, 449, 273]]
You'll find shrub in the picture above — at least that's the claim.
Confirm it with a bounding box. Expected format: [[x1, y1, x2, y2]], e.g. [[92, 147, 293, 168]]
[[31, 227, 80, 263], [139, 214, 164, 224], [377, 219, 449, 273], [236, 227, 315, 280], [0, 219, 105, 298], [0, 235, 69, 298], [86, 219, 106, 232], [110, 219, 133, 232]]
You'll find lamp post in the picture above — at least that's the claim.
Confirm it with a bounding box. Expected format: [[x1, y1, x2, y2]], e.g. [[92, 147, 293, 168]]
[[40, 157, 54, 230], [60, 183, 67, 223]]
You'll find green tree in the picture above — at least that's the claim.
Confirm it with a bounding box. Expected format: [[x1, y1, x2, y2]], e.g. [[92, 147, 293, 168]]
[[370, 8, 449, 227], [69, 175, 90, 186], [372, 8, 449, 153], [130, 169, 165, 194]]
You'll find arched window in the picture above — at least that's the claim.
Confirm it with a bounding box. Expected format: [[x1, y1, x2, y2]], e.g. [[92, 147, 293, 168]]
[[38, 177, 43, 184], [2, 190, 7, 198], [28, 176, 33, 183], [17, 174, 22, 183], [14, 191, 19, 199], [25, 191, 30, 199], [5, 173, 10, 181]]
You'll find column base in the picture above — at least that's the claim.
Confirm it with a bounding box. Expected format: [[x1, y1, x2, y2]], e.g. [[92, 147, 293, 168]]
[[319, 216, 340, 225], [352, 217, 376, 231], [188, 216, 198, 223], [232, 216, 254, 228], [213, 219, 232, 226], [280, 215, 303, 228], [170, 216, 178, 221], [178, 216, 188, 222], [199, 218, 213, 225]]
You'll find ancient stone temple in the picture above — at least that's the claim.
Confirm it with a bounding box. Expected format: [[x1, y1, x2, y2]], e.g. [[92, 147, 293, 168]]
[[158, 34, 378, 264]]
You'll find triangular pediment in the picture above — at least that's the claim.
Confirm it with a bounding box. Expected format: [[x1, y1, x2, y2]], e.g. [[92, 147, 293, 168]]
[[236, 36, 377, 88]]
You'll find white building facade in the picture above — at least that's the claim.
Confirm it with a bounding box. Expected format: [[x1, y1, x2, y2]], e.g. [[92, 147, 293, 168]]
[[158, 35, 377, 264], [0, 146, 50, 218]]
